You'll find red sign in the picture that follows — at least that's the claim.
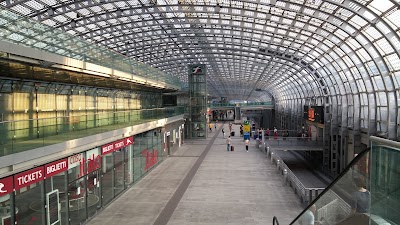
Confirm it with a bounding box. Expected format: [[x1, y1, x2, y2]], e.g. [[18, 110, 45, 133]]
[[0, 176, 13, 197], [87, 154, 102, 174], [14, 167, 45, 190], [45, 158, 68, 178], [102, 136, 134, 155], [141, 148, 158, 171]]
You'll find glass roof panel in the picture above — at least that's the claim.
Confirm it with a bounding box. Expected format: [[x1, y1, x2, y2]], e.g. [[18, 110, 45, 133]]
[[1, 0, 400, 101], [368, 0, 394, 13]]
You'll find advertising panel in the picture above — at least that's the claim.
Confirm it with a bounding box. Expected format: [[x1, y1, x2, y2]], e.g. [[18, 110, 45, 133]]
[[14, 166, 45, 190], [0, 176, 13, 197], [86, 148, 101, 174], [45, 158, 68, 178], [68, 153, 84, 169], [102, 136, 134, 155]]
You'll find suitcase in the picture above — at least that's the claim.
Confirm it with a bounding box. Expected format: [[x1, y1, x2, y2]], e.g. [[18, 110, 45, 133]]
[[231, 145, 234, 151]]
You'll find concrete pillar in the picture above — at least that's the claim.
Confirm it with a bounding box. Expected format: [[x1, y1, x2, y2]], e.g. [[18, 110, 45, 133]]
[[234, 106, 241, 124]]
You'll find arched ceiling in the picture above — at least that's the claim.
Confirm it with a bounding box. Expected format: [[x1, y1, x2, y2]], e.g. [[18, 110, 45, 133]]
[[2, 0, 400, 103]]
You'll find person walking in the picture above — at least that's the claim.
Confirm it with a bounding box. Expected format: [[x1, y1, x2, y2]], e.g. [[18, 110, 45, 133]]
[[245, 138, 250, 152], [226, 136, 232, 151], [351, 177, 370, 214], [273, 127, 278, 139], [222, 128, 225, 138], [299, 204, 321, 225]]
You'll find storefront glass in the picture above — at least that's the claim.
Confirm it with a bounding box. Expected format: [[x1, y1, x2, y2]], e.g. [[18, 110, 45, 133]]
[[114, 149, 124, 196], [133, 141, 142, 182], [0, 176, 15, 225], [125, 145, 133, 186], [101, 153, 114, 206], [68, 176, 86, 225], [86, 148, 101, 218], [67, 153, 86, 225], [14, 167, 45, 225], [0, 193, 13, 225], [44, 159, 68, 225], [0, 125, 181, 225]]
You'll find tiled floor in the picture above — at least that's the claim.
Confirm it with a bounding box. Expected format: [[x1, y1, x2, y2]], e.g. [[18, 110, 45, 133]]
[[87, 123, 304, 225]]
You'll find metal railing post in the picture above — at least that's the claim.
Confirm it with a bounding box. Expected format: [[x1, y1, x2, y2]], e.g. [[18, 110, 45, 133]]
[[283, 169, 287, 186]]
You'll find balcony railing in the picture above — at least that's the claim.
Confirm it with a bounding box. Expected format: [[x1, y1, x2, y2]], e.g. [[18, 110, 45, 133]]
[[279, 136, 400, 225], [0, 106, 184, 157], [208, 102, 274, 108]]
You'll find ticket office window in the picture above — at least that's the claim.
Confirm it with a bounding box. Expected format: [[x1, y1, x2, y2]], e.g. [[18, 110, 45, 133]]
[[15, 181, 45, 225]]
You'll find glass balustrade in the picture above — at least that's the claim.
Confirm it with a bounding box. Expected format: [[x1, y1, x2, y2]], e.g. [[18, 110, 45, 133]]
[[0, 107, 184, 157], [287, 136, 400, 225]]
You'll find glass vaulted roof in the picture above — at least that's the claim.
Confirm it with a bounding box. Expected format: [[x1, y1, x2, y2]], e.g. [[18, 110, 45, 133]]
[[1, 0, 400, 103]]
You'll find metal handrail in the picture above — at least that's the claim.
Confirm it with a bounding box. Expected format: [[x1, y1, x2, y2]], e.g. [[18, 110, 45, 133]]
[[271, 149, 325, 202], [272, 216, 280, 225]]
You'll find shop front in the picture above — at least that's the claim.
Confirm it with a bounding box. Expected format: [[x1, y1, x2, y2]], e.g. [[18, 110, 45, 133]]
[[0, 124, 181, 225]]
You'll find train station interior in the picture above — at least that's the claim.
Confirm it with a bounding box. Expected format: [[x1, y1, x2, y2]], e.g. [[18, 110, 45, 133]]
[[0, 0, 399, 224]]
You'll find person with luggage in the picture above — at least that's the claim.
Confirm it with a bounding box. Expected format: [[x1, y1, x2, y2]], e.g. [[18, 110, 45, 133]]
[[245, 138, 250, 152], [226, 136, 232, 151]]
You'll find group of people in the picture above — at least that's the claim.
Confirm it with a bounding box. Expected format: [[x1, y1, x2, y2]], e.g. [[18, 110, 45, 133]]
[[208, 123, 217, 132], [224, 135, 250, 152], [222, 124, 250, 152]]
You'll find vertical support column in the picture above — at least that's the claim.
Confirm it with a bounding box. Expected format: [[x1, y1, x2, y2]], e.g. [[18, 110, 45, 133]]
[[234, 106, 241, 124], [188, 64, 207, 139]]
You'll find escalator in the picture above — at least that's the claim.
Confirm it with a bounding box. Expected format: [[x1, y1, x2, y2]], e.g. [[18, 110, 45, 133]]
[[273, 136, 400, 225]]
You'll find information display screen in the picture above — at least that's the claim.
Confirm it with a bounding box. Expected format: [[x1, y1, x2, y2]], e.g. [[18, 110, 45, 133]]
[[304, 105, 324, 124]]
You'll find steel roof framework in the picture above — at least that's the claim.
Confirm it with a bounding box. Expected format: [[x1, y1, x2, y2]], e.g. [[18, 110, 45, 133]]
[[1, 0, 400, 138]]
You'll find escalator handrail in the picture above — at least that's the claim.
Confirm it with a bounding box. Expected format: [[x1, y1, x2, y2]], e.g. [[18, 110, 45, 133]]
[[288, 147, 371, 224], [273, 216, 279, 225]]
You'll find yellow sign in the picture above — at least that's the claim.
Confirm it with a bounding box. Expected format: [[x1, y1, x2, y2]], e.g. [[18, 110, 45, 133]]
[[243, 124, 251, 133]]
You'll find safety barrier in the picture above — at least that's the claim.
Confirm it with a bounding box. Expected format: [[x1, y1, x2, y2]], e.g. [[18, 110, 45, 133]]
[[265, 146, 325, 206]]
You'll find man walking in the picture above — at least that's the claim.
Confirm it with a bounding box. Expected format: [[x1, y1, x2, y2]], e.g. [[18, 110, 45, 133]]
[[222, 128, 225, 138], [226, 136, 232, 151]]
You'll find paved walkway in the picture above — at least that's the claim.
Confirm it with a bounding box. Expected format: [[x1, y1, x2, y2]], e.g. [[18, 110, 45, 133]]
[[87, 123, 303, 225]]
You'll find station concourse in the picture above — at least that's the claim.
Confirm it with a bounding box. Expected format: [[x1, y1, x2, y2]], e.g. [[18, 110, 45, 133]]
[[0, 0, 400, 225], [88, 123, 304, 225]]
